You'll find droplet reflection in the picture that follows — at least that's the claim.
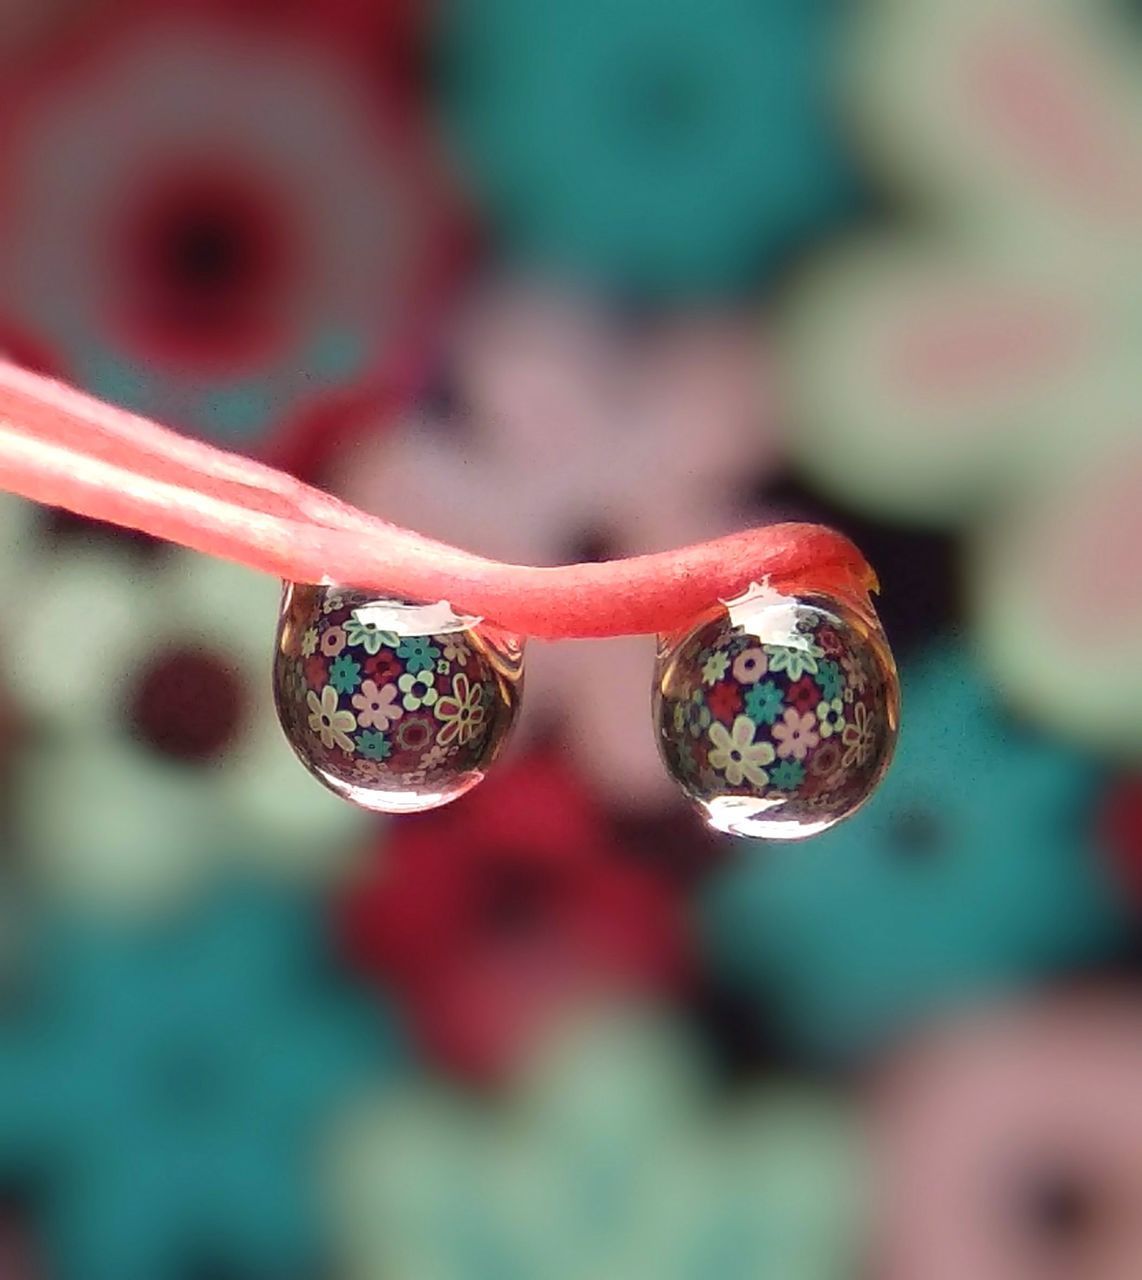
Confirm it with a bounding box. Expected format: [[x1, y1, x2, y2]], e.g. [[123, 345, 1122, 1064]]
[[653, 582, 899, 839], [274, 582, 523, 813]]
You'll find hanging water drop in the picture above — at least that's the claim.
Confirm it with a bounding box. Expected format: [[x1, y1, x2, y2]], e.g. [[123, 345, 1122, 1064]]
[[274, 582, 523, 813], [653, 581, 899, 839]]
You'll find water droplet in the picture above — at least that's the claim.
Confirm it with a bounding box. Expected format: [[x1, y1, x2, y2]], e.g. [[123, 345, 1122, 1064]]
[[273, 582, 523, 813], [653, 581, 899, 840]]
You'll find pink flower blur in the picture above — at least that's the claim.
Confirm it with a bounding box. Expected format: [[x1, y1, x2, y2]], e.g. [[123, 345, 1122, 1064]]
[[329, 279, 782, 809]]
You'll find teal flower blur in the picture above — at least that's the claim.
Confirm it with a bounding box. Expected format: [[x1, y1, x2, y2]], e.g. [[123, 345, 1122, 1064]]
[[329, 1015, 862, 1279], [440, 0, 856, 295], [701, 644, 1125, 1060], [0, 879, 403, 1280]]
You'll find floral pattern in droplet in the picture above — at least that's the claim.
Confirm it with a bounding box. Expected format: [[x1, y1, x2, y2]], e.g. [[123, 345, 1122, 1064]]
[[655, 594, 898, 835]]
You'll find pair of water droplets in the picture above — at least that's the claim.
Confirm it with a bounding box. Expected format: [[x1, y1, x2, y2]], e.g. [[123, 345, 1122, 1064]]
[[273, 579, 899, 840]]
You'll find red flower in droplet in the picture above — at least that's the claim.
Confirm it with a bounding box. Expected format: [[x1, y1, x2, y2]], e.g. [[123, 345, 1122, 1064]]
[[705, 680, 742, 723], [816, 625, 845, 657], [334, 751, 693, 1078], [786, 675, 821, 715], [303, 654, 328, 689], [364, 649, 401, 684]]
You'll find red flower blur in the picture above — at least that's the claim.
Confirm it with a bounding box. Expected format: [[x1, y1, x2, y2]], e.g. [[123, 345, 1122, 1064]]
[[335, 751, 693, 1078], [0, 1205, 40, 1280], [1101, 775, 1142, 906], [0, 0, 459, 475]]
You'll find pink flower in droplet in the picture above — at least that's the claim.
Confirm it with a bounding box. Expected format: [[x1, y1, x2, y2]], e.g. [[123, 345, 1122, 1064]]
[[771, 707, 820, 761], [732, 647, 768, 684], [351, 679, 403, 730], [320, 625, 346, 658]]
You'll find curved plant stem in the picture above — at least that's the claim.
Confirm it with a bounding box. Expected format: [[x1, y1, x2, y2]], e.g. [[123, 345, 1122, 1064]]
[[0, 361, 877, 638]]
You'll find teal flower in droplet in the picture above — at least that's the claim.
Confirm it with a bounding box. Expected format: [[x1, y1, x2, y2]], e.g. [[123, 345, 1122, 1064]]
[[770, 758, 806, 791], [675, 737, 698, 778], [345, 617, 400, 655], [816, 658, 843, 701], [701, 643, 1125, 1062], [396, 636, 442, 674], [745, 680, 784, 725], [0, 879, 404, 1280], [328, 653, 362, 694], [701, 650, 730, 686], [356, 729, 392, 760], [764, 642, 822, 680], [685, 689, 712, 738]]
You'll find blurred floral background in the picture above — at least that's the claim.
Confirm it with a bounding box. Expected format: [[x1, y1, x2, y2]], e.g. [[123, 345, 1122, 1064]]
[[0, 0, 1139, 1276]]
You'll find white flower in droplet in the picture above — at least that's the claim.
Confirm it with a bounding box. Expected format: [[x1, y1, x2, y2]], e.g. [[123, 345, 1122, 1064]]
[[708, 716, 775, 788], [701, 650, 731, 687], [307, 685, 356, 753], [398, 670, 437, 711], [351, 680, 403, 730], [771, 708, 820, 761]]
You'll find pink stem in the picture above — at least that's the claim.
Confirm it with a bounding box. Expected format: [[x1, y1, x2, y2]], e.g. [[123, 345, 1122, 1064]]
[[0, 361, 877, 639]]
